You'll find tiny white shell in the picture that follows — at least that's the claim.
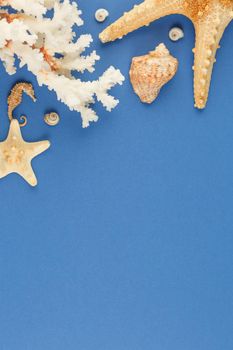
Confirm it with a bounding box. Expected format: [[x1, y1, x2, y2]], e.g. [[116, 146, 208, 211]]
[[95, 8, 109, 23], [44, 112, 60, 126], [169, 27, 184, 41]]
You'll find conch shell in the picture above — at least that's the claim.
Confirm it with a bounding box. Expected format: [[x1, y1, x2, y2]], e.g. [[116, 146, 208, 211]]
[[129, 43, 178, 103]]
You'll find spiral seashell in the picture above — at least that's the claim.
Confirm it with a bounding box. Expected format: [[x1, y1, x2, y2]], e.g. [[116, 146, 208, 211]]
[[44, 112, 60, 126], [129, 43, 178, 104], [169, 27, 184, 41], [95, 9, 109, 23]]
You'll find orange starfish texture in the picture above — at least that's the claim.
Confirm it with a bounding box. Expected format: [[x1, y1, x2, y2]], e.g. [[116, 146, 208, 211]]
[[100, 0, 233, 109]]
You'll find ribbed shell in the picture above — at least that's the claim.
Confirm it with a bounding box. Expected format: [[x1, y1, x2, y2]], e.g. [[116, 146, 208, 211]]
[[129, 44, 178, 103]]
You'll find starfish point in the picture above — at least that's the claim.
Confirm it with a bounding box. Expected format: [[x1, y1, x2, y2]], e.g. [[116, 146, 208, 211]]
[[100, 0, 233, 109], [0, 120, 50, 186]]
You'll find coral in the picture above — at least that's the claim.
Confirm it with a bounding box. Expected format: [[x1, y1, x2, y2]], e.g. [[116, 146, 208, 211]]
[[0, 0, 124, 127], [129, 43, 178, 103], [100, 0, 233, 109]]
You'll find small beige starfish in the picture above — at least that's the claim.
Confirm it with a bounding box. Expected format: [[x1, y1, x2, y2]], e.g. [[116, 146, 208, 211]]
[[0, 119, 50, 186], [100, 0, 233, 109]]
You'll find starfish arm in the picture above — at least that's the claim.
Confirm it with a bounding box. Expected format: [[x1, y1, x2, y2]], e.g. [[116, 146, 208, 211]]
[[6, 119, 24, 142], [18, 163, 38, 187], [29, 140, 51, 159], [99, 0, 186, 43], [193, 10, 233, 109], [0, 166, 11, 179]]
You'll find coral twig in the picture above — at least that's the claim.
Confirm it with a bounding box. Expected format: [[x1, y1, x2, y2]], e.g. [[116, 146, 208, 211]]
[[0, 0, 124, 127]]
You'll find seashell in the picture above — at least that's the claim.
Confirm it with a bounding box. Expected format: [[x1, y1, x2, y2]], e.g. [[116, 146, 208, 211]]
[[129, 43, 178, 104], [169, 27, 184, 42], [95, 9, 109, 23], [44, 112, 60, 126]]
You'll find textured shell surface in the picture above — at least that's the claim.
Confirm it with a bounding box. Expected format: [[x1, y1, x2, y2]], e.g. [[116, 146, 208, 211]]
[[44, 112, 60, 126], [129, 43, 178, 104]]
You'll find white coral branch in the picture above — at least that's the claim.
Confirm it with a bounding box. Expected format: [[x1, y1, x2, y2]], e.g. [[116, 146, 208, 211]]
[[0, 0, 124, 127]]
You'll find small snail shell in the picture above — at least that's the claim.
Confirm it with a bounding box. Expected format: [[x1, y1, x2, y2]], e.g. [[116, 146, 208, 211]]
[[44, 112, 60, 126], [169, 27, 184, 41], [95, 8, 109, 23]]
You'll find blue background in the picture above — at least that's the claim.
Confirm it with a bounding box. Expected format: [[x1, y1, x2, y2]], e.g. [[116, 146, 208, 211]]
[[0, 1, 233, 349]]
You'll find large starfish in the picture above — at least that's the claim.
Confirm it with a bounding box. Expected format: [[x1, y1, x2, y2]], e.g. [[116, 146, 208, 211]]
[[100, 0, 233, 109]]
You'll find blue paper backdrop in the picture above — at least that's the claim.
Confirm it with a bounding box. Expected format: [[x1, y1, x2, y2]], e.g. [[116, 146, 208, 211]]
[[0, 1, 233, 349]]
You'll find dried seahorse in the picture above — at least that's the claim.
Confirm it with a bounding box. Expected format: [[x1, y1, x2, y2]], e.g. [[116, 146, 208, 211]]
[[7, 82, 36, 126]]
